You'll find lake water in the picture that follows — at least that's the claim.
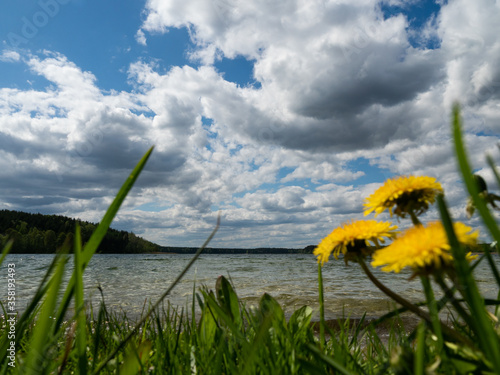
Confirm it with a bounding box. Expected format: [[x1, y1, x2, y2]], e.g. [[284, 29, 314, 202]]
[[2, 253, 499, 321]]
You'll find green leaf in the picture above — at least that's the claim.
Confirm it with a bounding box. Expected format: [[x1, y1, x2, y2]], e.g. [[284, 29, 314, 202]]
[[215, 275, 242, 327], [198, 291, 219, 348], [288, 305, 313, 335], [119, 341, 152, 375], [259, 293, 285, 326]]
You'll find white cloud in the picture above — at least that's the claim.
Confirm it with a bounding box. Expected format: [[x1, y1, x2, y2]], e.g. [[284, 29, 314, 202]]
[[0, 50, 21, 62], [135, 29, 147, 46], [138, 0, 446, 155], [1, 1, 499, 247]]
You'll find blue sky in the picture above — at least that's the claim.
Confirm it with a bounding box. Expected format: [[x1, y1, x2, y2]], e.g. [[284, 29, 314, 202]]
[[0, 0, 499, 248]]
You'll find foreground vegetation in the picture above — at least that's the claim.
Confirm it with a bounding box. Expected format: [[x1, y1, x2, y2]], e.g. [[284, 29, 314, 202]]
[[1, 273, 411, 374], [1, 105, 500, 374]]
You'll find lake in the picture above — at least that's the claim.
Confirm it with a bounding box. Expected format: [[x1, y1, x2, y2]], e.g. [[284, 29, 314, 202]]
[[2, 253, 499, 321]]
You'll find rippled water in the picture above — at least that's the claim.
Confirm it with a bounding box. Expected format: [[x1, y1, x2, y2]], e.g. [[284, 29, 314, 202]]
[[2, 253, 499, 321]]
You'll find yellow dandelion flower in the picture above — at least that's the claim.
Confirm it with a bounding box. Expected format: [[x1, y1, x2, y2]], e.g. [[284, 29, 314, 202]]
[[314, 220, 398, 265], [371, 221, 478, 273], [364, 175, 443, 219]]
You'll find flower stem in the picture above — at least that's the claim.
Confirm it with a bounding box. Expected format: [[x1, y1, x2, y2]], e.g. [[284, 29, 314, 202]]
[[434, 274, 474, 328], [420, 275, 444, 353], [358, 258, 473, 347], [358, 258, 427, 319]]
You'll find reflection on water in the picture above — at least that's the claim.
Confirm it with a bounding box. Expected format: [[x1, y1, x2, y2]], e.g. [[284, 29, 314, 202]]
[[2, 253, 499, 320]]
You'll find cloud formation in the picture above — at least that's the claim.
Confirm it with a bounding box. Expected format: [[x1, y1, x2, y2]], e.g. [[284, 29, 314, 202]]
[[0, 0, 499, 247]]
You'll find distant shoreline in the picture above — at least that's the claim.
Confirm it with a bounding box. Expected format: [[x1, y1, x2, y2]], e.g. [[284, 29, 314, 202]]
[[153, 245, 315, 255]]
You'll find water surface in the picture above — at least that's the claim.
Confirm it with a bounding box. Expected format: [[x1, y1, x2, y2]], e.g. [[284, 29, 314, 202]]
[[2, 253, 499, 321]]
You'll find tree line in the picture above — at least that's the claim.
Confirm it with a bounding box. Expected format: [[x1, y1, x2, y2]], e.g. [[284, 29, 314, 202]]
[[0, 210, 160, 254], [159, 246, 315, 254], [0, 209, 318, 254]]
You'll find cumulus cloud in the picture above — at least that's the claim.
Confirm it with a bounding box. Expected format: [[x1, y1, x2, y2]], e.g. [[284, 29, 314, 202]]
[[138, 0, 447, 153], [0, 0, 499, 247], [0, 52, 183, 214], [135, 0, 499, 243]]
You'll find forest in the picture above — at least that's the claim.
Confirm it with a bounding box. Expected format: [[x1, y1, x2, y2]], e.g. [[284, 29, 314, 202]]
[[0, 210, 313, 254], [0, 209, 160, 254]]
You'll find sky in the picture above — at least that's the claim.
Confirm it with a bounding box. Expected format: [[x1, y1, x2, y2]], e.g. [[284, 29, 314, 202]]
[[0, 0, 499, 248]]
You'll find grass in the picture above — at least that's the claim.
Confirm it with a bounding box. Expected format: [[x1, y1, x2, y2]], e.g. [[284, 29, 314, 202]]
[[1, 277, 411, 374], [0, 105, 499, 374]]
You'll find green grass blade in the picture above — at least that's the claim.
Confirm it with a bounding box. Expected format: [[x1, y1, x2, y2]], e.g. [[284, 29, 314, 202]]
[[91, 303, 107, 372], [55, 146, 154, 328], [486, 154, 500, 192], [434, 275, 474, 329], [349, 312, 366, 348], [24, 254, 68, 374], [483, 246, 500, 316], [452, 104, 500, 244], [451, 105, 500, 369], [82, 146, 154, 262], [191, 279, 197, 331], [414, 322, 426, 375], [297, 358, 330, 375], [0, 243, 63, 366], [74, 224, 88, 374], [92, 213, 220, 374], [240, 301, 279, 375], [437, 194, 500, 372], [483, 248, 500, 288], [306, 344, 359, 375]]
